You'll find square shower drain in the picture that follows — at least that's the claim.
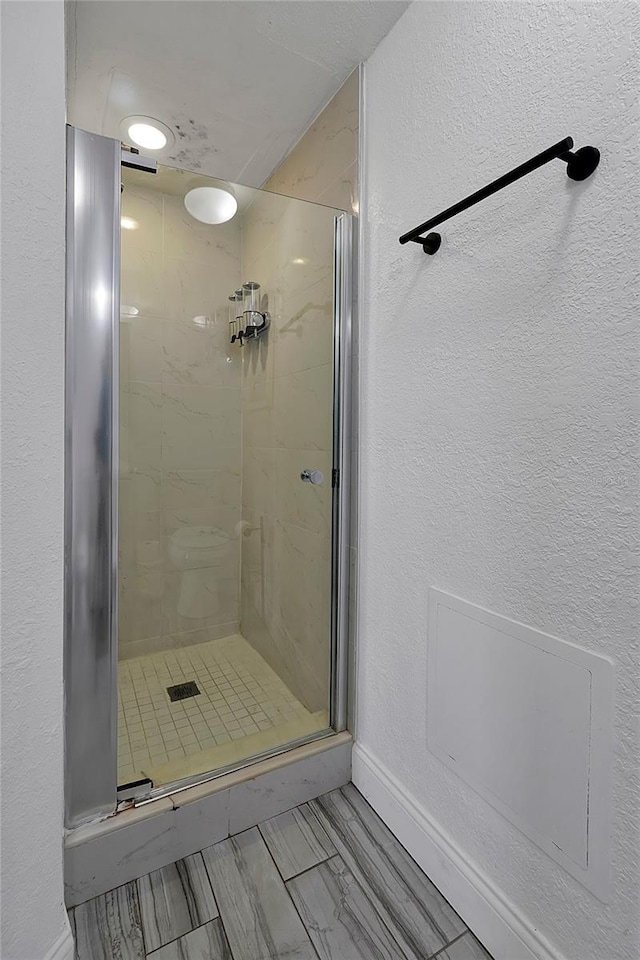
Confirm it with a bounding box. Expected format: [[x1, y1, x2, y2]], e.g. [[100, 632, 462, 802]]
[[167, 680, 201, 702]]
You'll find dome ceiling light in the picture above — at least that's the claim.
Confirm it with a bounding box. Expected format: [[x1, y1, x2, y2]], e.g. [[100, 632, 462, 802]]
[[184, 186, 238, 225]]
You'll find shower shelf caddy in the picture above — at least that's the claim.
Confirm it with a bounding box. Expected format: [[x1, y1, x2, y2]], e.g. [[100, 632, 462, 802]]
[[229, 281, 270, 345], [399, 136, 600, 255]]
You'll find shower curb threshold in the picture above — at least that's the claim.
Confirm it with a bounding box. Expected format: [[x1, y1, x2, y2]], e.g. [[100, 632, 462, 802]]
[[64, 731, 352, 907]]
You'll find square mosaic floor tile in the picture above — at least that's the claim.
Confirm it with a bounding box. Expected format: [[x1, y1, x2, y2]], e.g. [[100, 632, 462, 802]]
[[118, 634, 325, 787]]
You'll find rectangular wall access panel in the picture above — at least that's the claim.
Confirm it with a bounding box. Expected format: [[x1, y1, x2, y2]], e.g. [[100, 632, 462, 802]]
[[427, 588, 613, 900]]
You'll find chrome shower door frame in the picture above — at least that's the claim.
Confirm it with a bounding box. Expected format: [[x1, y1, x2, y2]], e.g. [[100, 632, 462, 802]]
[[64, 128, 354, 826], [331, 212, 355, 734], [64, 126, 121, 827]]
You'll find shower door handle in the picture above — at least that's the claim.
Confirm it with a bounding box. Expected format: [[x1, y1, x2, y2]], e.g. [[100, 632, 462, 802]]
[[300, 469, 324, 485]]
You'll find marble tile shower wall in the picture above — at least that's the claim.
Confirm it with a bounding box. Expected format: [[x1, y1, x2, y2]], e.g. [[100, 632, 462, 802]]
[[264, 68, 359, 214], [119, 183, 242, 658], [239, 69, 359, 714]]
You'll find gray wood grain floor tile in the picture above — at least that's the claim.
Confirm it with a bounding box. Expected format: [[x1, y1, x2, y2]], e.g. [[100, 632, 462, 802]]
[[146, 918, 232, 959], [288, 855, 407, 960], [259, 802, 337, 880], [137, 852, 218, 953], [71, 788, 494, 960], [437, 933, 493, 960], [310, 785, 466, 960], [201, 826, 317, 960], [73, 882, 145, 960]]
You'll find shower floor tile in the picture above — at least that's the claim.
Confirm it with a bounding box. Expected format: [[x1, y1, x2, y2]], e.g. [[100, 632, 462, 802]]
[[118, 634, 328, 788]]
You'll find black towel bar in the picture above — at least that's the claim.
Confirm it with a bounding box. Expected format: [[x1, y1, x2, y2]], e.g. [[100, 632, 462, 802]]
[[399, 137, 600, 255]]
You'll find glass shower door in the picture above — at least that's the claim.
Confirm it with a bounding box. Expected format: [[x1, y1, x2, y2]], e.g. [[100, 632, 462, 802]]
[[117, 163, 346, 791]]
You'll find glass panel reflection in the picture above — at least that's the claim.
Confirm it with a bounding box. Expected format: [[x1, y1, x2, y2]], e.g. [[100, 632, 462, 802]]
[[117, 164, 340, 789]]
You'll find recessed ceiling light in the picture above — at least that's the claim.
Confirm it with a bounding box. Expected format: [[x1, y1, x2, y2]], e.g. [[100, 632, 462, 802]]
[[291, 257, 308, 265], [120, 116, 174, 152], [120, 305, 139, 317], [184, 186, 237, 225], [129, 123, 165, 150], [121, 216, 139, 231]]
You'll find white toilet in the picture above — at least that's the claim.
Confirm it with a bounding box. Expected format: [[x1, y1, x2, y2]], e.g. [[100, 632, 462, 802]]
[[168, 525, 233, 619]]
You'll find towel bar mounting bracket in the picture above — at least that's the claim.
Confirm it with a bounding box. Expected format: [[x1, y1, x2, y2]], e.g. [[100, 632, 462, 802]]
[[561, 145, 601, 182]]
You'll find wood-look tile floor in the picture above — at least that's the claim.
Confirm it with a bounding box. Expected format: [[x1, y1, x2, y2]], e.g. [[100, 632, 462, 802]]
[[69, 783, 494, 960]]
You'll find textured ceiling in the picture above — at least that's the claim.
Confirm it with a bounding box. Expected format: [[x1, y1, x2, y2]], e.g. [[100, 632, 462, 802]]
[[66, 0, 409, 186]]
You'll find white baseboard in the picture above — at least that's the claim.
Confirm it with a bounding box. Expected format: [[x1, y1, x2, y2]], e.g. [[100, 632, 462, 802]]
[[44, 920, 74, 960], [352, 743, 567, 960]]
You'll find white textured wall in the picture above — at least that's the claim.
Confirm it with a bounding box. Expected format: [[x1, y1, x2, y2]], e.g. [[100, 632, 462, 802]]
[[357, 3, 639, 960], [0, 2, 71, 958]]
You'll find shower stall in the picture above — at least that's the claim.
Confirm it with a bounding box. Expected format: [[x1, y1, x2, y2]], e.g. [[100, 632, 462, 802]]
[[64, 126, 353, 827]]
